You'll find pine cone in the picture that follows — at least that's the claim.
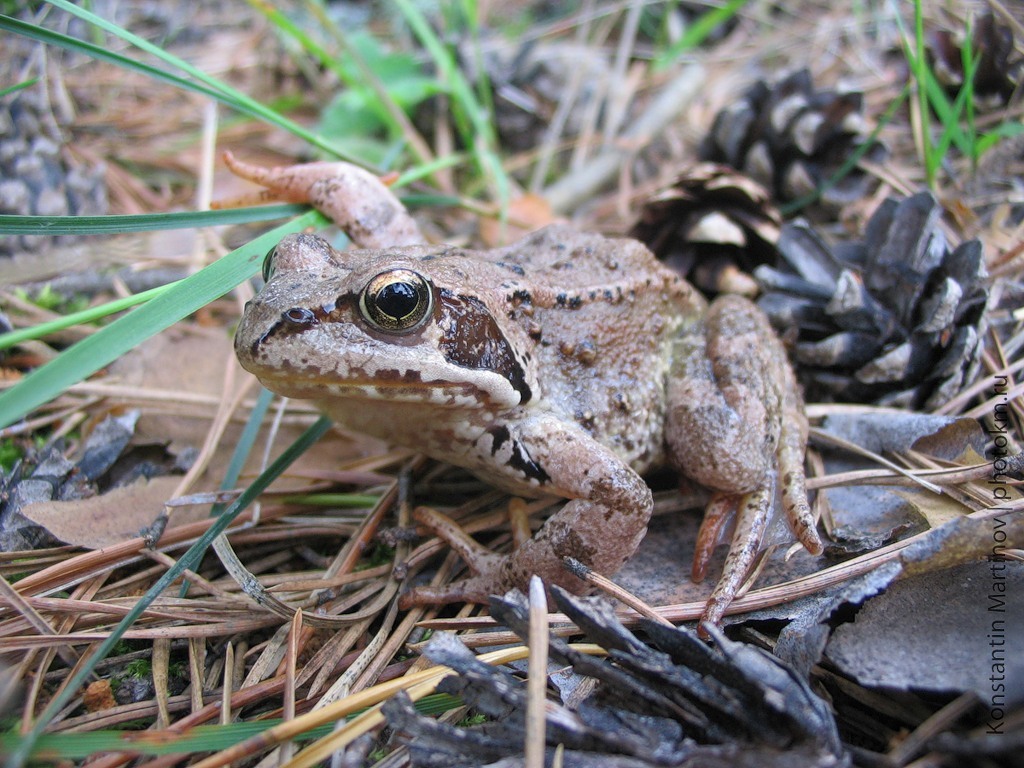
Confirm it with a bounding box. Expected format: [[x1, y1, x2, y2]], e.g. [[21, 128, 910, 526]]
[[630, 163, 780, 296], [756, 192, 988, 410], [486, 38, 613, 154], [929, 11, 1024, 110], [699, 69, 887, 213], [0, 85, 107, 258]]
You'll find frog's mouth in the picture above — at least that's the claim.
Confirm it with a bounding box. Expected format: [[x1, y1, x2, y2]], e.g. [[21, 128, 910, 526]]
[[249, 368, 517, 409]]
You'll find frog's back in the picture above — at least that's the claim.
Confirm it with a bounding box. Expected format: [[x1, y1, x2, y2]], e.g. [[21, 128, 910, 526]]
[[486, 225, 702, 472], [487, 225, 677, 293]]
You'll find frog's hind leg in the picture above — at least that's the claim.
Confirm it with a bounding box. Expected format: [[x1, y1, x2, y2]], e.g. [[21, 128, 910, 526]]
[[690, 493, 738, 583], [778, 385, 823, 556], [695, 429, 821, 631], [217, 151, 425, 249], [698, 486, 772, 630], [667, 294, 822, 630]]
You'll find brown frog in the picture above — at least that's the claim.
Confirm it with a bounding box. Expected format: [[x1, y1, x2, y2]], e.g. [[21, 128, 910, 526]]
[[226, 153, 824, 627]]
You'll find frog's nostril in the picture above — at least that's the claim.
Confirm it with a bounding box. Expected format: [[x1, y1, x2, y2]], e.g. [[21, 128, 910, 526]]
[[282, 307, 317, 327]]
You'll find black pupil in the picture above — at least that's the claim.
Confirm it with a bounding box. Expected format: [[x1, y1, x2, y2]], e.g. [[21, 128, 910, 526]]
[[376, 281, 419, 319]]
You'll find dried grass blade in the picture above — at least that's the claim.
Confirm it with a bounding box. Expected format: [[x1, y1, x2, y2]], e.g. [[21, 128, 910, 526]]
[[526, 577, 549, 768], [5, 418, 333, 767]]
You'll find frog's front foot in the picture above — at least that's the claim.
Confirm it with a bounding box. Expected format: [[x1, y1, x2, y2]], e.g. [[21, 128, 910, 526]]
[[398, 506, 590, 608], [398, 507, 513, 607], [399, 422, 654, 610]]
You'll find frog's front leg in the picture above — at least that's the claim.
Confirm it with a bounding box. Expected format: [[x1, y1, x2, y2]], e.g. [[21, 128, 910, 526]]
[[220, 152, 425, 249], [667, 294, 823, 628], [399, 417, 654, 607]]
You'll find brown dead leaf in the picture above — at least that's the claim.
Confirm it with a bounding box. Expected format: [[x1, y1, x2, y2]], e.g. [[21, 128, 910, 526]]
[[83, 680, 116, 713], [899, 511, 1024, 577], [820, 412, 986, 458], [615, 504, 825, 608], [106, 325, 382, 495], [819, 418, 995, 554], [109, 325, 244, 455], [897, 448, 1021, 530], [20, 475, 202, 549], [895, 488, 974, 530]]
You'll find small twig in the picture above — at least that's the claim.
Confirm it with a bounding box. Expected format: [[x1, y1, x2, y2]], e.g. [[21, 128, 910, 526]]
[[0, 397, 99, 438], [220, 641, 234, 725], [301, 619, 372, 696], [0, 575, 81, 670], [153, 638, 171, 729], [889, 691, 980, 765], [806, 452, 1024, 491], [935, 355, 1024, 415], [315, 600, 399, 708], [543, 62, 705, 212], [965, 378, 1024, 420], [809, 427, 944, 494], [562, 557, 673, 627], [281, 610, 302, 764]]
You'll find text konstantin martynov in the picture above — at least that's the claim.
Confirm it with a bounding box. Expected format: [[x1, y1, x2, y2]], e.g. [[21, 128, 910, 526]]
[[985, 374, 1012, 735]]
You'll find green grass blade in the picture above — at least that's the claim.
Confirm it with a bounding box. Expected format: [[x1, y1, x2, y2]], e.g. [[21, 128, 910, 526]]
[[4, 415, 334, 768], [0, 210, 325, 430], [0, 77, 38, 98], [0, 283, 177, 351], [176, 386, 275, 597], [895, 1, 937, 186], [214, 388, 275, 512], [932, 74, 973, 159], [959, 17, 979, 165], [251, 0, 406, 138], [0, 693, 461, 759], [391, 0, 509, 208], [458, 2, 498, 140], [393, 152, 467, 187], [897, 3, 937, 187], [977, 120, 1024, 154], [913, 0, 935, 186], [0, 205, 305, 236], [37, 1, 359, 163], [0, 14, 226, 103], [654, 0, 749, 70]]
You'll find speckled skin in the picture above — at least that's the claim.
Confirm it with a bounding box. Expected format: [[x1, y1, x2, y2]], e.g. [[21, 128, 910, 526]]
[[228, 156, 824, 627]]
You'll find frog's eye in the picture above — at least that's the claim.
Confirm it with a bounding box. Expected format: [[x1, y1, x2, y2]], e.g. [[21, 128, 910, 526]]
[[262, 246, 279, 283], [359, 269, 433, 333]]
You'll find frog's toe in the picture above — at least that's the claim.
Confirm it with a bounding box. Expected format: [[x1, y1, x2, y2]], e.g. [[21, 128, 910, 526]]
[[399, 573, 506, 608], [411, 506, 507, 572], [780, 467, 823, 556], [398, 506, 511, 609], [691, 493, 738, 582], [696, 486, 771, 633], [777, 394, 823, 556]]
